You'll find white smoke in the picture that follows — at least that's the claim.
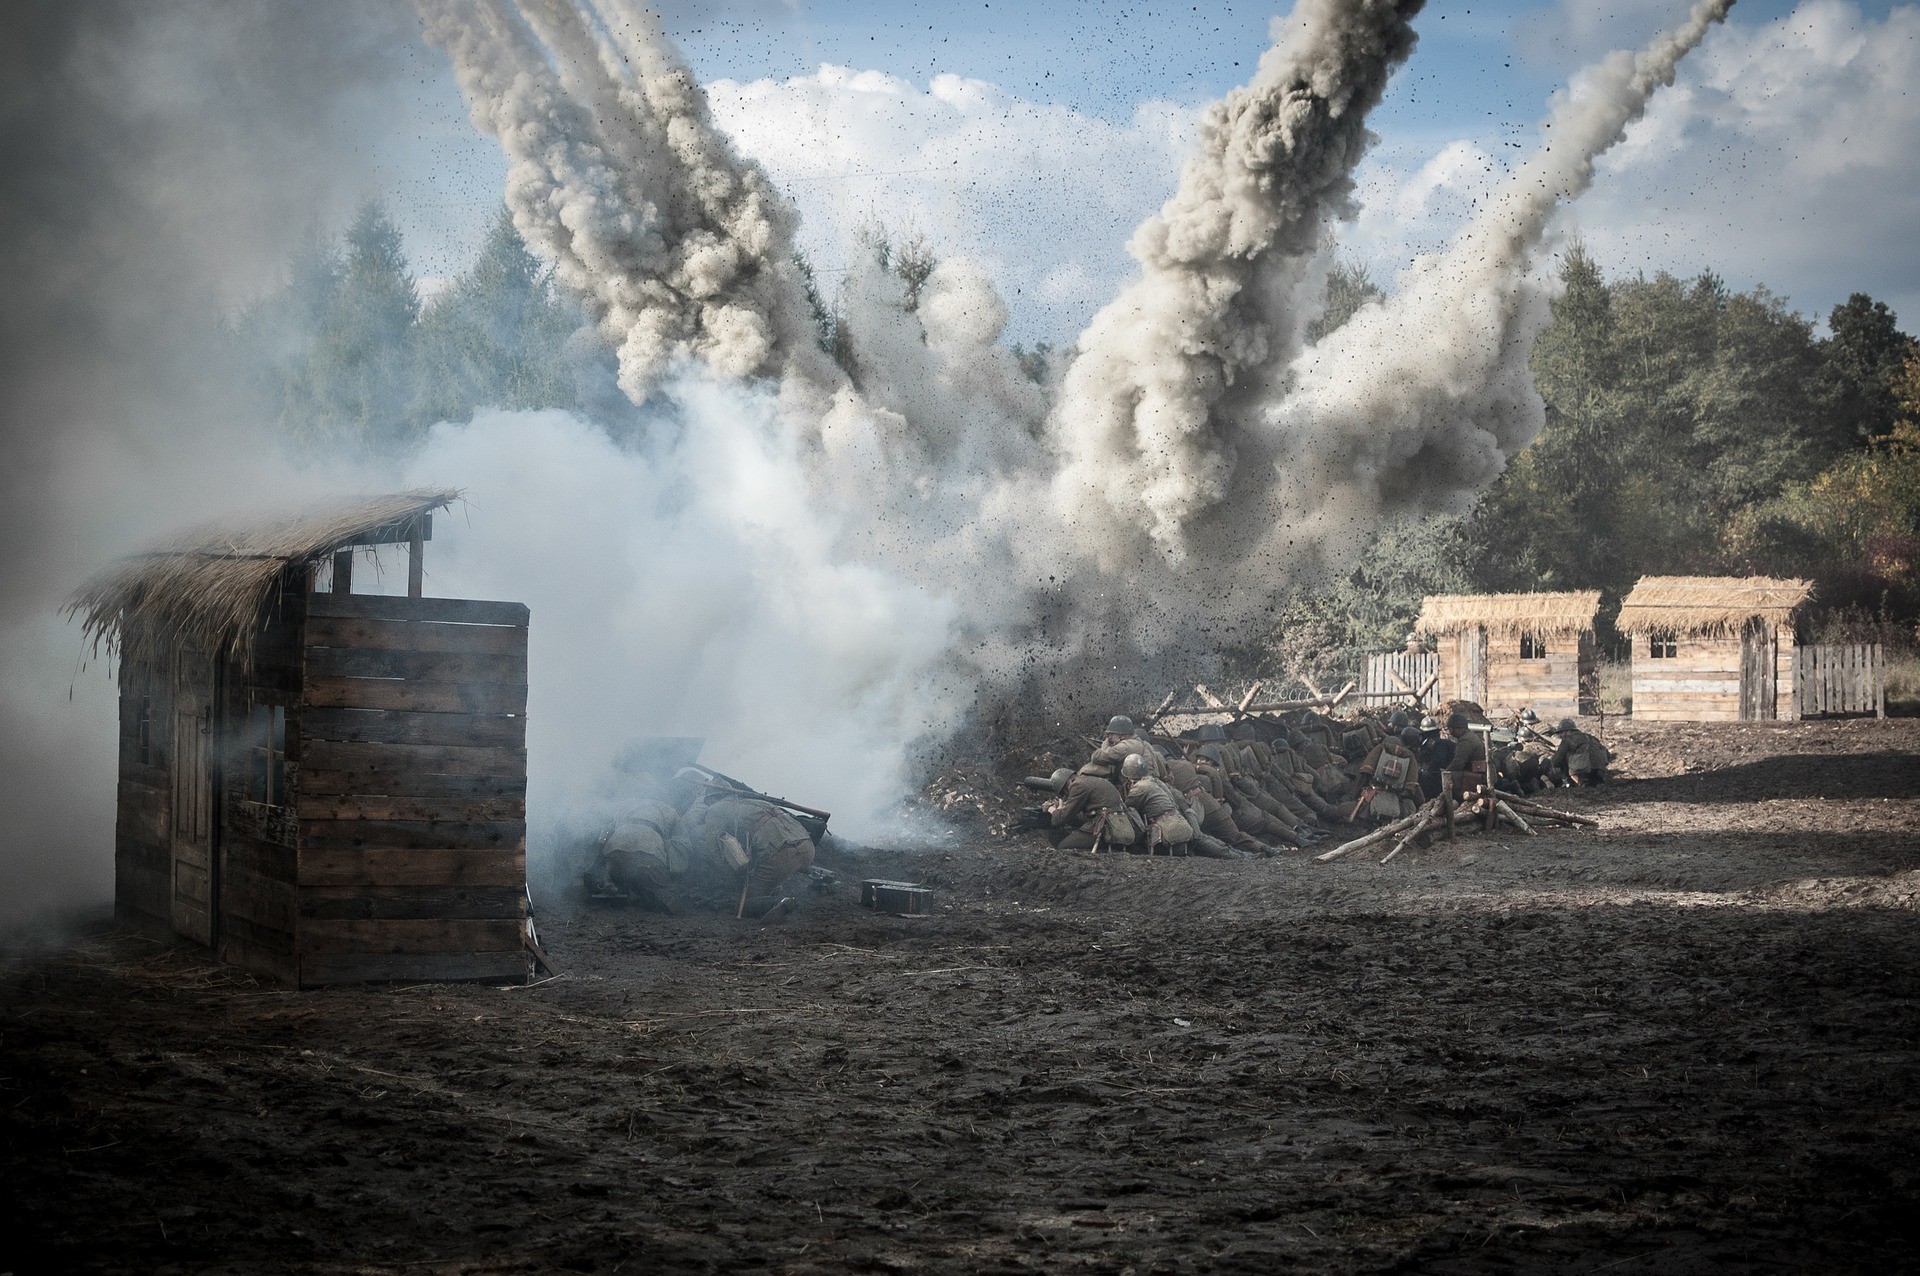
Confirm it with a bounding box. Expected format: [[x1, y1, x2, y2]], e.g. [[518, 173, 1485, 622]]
[[401, 0, 1734, 813], [415, 0, 839, 404], [1240, 0, 1737, 547], [386, 390, 963, 845], [1047, 0, 1424, 557]]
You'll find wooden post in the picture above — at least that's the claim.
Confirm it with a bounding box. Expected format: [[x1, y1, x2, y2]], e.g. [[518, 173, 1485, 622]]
[[1876, 643, 1886, 719], [407, 519, 425, 599], [331, 549, 353, 595]]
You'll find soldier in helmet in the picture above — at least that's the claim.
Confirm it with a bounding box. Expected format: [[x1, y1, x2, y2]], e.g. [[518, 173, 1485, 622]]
[[1443, 711, 1490, 796], [669, 787, 818, 921], [1087, 713, 1163, 781], [1414, 715, 1454, 799], [1046, 754, 1142, 850], [1551, 718, 1613, 786], [1120, 754, 1193, 853]]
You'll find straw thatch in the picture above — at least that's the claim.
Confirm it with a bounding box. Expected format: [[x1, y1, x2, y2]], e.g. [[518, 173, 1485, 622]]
[[67, 489, 458, 668], [1415, 591, 1601, 641], [1616, 575, 1812, 636]]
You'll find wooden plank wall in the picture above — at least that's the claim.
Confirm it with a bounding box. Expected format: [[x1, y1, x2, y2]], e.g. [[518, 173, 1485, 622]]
[[294, 592, 531, 986], [1797, 643, 1885, 718], [1631, 634, 1743, 721], [115, 647, 171, 937], [217, 582, 305, 984], [1484, 636, 1584, 720]]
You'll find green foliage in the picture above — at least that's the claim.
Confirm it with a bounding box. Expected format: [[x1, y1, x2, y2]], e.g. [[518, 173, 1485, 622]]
[[238, 202, 596, 456], [1826, 291, 1909, 442], [1305, 253, 1383, 344], [1267, 247, 1919, 674]]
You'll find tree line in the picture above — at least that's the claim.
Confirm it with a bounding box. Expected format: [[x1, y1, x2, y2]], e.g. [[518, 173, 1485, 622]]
[[235, 203, 1919, 672]]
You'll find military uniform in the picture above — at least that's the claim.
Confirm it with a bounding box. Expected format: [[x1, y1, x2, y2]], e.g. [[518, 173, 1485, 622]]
[[1050, 765, 1140, 849], [1553, 727, 1612, 785], [1356, 738, 1422, 821], [671, 794, 817, 916], [1124, 774, 1194, 852], [1445, 728, 1490, 795], [591, 798, 684, 911]]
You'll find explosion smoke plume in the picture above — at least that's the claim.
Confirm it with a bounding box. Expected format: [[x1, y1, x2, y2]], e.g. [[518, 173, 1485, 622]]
[[406, 0, 1735, 823]]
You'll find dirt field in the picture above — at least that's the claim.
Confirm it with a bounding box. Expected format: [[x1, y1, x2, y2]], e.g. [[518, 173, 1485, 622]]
[[4, 718, 1918, 1274]]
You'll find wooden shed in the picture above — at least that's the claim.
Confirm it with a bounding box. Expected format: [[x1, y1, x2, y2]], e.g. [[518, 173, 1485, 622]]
[[1617, 575, 1809, 721], [1415, 591, 1601, 719], [70, 490, 534, 986]]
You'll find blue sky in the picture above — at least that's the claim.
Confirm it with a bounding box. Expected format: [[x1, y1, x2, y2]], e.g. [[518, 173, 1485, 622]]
[[372, 0, 1920, 343]]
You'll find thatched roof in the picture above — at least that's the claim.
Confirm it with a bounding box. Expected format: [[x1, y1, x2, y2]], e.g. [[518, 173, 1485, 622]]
[[1416, 591, 1600, 640], [1616, 575, 1812, 636], [68, 489, 458, 667]]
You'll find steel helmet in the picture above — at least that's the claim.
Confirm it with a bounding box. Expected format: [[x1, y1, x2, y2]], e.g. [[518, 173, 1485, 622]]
[[1120, 754, 1149, 780], [1557, 717, 1578, 734], [1106, 715, 1135, 735], [1387, 710, 1411, 730]]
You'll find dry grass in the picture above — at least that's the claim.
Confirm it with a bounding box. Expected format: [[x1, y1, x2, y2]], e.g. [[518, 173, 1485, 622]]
[[1885, 650, 1920, 715], [1617, 575, 1812, 637], [1416, 591, 1601, 640], [66, 488, 457, 671], [1594, 659, 1634, 715]]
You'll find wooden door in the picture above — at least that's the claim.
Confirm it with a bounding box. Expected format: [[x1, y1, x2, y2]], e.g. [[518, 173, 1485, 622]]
[[168, 651, 217, 945], [1740, 622, 1776, 721], [1458, 629, 1488, 705]]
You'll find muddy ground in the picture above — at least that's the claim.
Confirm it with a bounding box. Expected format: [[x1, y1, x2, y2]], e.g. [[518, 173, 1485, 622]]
[[3, 718, 1918, 1274]]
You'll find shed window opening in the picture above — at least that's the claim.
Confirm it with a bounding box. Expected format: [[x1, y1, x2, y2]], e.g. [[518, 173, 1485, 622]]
[[248, 703, 287, 807], [1520, 633, 1549, 660], [1650, 633, 1678, 659]]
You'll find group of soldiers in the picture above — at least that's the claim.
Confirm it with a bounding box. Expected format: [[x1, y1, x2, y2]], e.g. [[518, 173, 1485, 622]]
[[1018, 704, 1613, 855], [584, 771, 822, 921]]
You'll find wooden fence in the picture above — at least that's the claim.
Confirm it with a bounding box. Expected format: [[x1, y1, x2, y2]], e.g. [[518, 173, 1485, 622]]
[[1796, 643, 1885, 719], [1362, 652, 1440, 706]]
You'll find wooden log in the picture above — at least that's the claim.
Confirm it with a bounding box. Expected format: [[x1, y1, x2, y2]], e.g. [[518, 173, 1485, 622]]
[[1140, 689, 1179, 730], [1379, 817, 1438, 865], [1494, 800, 1534, 835], [1315, 802, 1434, 862], [1502, 797, 1599, 827]]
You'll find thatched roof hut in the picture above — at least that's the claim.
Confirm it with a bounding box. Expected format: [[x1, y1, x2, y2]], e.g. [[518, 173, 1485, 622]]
[[68, 489, 459, 668], [1416, 591, 1602, 641], [1616, 576, 1812, 637]]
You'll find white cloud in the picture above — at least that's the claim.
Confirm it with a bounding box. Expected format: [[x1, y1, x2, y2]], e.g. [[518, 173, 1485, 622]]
[[705, 65, 1198, 345]]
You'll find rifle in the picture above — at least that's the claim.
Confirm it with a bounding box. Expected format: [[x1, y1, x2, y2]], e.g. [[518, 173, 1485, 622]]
[[687, 763, 832, 822]]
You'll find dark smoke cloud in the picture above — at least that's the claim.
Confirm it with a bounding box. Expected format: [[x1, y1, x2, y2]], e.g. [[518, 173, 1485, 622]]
[[0, 0, 424, 931]]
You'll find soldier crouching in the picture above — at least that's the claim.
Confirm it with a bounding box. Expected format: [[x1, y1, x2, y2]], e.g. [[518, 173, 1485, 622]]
[[670, 792, 817, 921]]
